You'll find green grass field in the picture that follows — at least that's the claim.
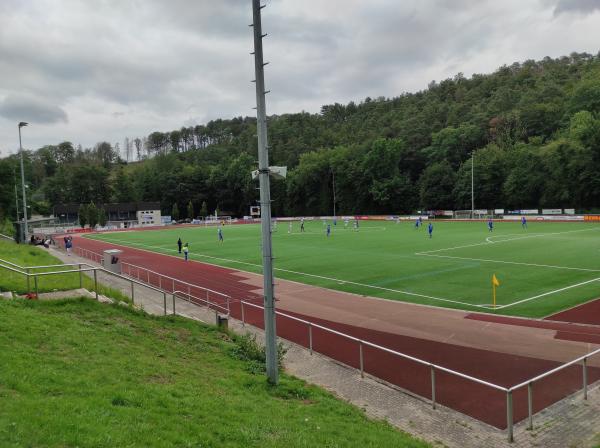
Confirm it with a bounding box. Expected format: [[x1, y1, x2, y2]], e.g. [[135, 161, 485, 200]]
[[0, 240, 128, 301], [87, 220, 600, 318], [0, 298, 428, 447]]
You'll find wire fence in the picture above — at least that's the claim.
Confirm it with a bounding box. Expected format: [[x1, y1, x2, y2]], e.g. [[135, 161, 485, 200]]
[[8, 243, 600, 442]]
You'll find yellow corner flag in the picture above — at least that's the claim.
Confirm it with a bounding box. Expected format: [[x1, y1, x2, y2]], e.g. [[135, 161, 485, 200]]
[[492, 274, 500, 308], [492, 274, 500, 287]]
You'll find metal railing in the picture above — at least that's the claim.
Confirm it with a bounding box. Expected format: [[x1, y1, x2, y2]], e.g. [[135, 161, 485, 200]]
[[119, 260, 231, 313], [238, 299, 600, 443], [72, 246, 103, 264], [0, 258, 171, 315], [4, 248, 599, 443]]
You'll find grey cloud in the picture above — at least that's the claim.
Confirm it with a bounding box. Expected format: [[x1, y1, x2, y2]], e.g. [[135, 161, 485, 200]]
[[1, 0, 600, 154], [554, 0, 600, 15], [0, 94, 68, 124]]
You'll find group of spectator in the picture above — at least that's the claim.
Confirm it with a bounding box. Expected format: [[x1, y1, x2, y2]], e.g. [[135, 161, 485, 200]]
[[29, 234, 54, 248]]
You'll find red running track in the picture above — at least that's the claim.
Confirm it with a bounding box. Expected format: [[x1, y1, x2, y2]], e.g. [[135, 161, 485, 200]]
[[67, 234, 600, 429]]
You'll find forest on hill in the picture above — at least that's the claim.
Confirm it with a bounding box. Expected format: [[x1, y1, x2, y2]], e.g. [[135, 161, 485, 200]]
[[1, 51, 600, 223]]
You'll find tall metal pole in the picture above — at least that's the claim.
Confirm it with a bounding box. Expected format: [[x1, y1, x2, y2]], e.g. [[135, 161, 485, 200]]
[[18, 122, 29, 239], [14, 182, 20, 224], [251, 0, 278, 384], [332, 170, 337, 219], [471, 151, 474, 219]]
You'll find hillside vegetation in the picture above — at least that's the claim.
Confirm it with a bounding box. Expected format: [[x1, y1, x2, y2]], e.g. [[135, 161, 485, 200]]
[[1, 52, 600, 218], [0, 298, 428, 447]]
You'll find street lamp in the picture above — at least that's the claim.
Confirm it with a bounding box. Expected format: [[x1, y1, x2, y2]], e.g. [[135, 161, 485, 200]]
[[332, 170, 337, 220], [18, 121, 29, 239], [471, 151, 475, 219]]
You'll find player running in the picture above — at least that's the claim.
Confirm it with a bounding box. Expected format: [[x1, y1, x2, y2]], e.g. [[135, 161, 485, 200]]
[[428, 222, 433, 238], [300, 217, 305, 232], [326, 223, 331, 237], [218, 227, 224, 242], [521, 216, 527, 229], [488, 218, 494, 232]]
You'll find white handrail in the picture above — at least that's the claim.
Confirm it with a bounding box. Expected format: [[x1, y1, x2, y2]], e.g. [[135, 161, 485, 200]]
[[240, 300, 508, 392], [173, 290, 229, 314], [121, 261, 230, 299], [510, 347, 600, 392]]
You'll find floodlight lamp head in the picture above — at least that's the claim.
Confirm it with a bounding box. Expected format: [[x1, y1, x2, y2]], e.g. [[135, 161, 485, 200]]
[[18, 122, 28, 128]]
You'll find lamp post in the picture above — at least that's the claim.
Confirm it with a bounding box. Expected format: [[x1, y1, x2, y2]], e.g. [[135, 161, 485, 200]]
[[332, 170, 337, 220], [18, 122, 29, 239], [471, 151, 474, 219], [14, 168, 20, 223]]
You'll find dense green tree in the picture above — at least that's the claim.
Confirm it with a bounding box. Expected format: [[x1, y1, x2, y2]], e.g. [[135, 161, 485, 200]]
[[172, 203, 179, 221], [79, 204, 88, 228], [187, 200, 194, 220], [87, 202, 99, 228], [419, 161, 457, 210], [98, 208, 107, 227], [3, 52, 600, 216]]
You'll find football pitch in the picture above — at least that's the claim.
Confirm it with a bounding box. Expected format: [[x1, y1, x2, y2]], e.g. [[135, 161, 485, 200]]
[[87, 220, 600, 318]]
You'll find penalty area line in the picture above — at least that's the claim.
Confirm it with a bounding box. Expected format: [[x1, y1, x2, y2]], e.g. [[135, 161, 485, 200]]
[[415, 253, 600, 273]]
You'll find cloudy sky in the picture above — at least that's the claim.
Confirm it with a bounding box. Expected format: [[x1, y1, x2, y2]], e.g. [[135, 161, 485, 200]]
[[0, 0, 599, 156]]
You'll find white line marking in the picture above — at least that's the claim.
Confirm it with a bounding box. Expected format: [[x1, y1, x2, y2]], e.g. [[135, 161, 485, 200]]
[[417, 227, 600, 255], [495, 277, 600, 309], [92, 237, 491, 309], [416, 253, 600, 273]]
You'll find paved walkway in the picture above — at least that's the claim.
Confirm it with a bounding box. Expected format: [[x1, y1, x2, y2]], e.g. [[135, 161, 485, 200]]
[[48, 247, 600, 448]]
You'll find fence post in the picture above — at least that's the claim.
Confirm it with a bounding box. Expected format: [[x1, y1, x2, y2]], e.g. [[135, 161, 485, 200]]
[[163, 292, 167, 316], [78, 264, 83, 288], [34, 274, 38, 298], [308, 323, 313, 355], [241, 302, 245, 327], [172, 293, 176, 315], [583, 357, 588, 400], [26, 268, 31, 293], [131, 281, 135, 305], [359, 341, 364, 378], [431, 366, 436, 409], [507, 390, 514, 443], [93, 270, 98, 300], [527, 382, 533, 430]]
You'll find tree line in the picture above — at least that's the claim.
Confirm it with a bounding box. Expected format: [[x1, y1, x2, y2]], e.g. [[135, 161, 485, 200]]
[[1, 51, 600, 225]]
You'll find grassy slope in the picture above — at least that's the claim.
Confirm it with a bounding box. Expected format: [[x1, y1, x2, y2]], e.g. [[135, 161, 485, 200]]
[[0, 298, 429, 448], [0, 239, 127, 301], [88, 221, 600, 318]]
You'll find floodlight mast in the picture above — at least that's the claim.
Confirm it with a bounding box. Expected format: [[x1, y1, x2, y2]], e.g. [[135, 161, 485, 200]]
[[251, 0, 278, 384]]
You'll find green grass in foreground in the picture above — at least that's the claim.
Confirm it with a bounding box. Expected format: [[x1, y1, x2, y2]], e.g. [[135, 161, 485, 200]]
[[0, 298, 428, 448], [88, 220, 600, 318], [0, 239, 128, 302]]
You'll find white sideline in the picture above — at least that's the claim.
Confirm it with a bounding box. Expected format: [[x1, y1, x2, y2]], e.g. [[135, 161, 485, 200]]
[[94, 238, 491, 309], [90, 224, 600, 312]]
